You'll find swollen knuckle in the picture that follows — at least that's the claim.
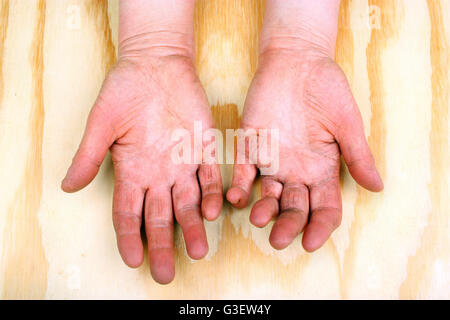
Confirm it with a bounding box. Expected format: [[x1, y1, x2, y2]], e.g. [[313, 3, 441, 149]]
[[281, 186, 307, 209], [113, 212, 141, 235], [177, 204, 200, 216], [201, 182, 222, 196], [146, 217, 172, 229]]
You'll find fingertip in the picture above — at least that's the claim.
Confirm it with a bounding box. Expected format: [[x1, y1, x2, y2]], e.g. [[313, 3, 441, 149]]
[[301, 231, 325, 253], [154, 272, 175, 285], [372, 173, 384, 192], [61, 167, 73, 192], [269, 233, 290, 250], [153, 272, 175, 285], [225, 187, 240, 204], [348, 162, 384, 193], [61, 178, 71, 193], [187, 239, 209, 260], [201, 193, 223, 221], [249, 213, 268, 228], [269, 209, 308, 251], [123, 254, 144, 269], [60, 163, 96, 193], [149, 249, 175, 285], [226, 187, 249, 209], [338, 111, 385, 193], [61, 176, 78, 193], [118, 235, 145, 269], [363, 171, 384, 193], [302, 217, 337, 253], [249, 198, 278, 228], [362, 165, 384, 192], [269, 224, 292, 250], [303, 245, 318, 253]]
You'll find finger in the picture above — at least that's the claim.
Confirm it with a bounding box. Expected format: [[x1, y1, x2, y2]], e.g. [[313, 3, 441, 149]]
[[198, 164, 223, 221], [250, 177, 283, 228], [226, 164, 257, 209], [269, 183, 309, 250], [145, 186, 175, 285], [62, 100, 116, 193], [112, 182, 145, 268], [173, 177, 208, 260], [336, 97, 383, 192], [302, 178, 342, 252]]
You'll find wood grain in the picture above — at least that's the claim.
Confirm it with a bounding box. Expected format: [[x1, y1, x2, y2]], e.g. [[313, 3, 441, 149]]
[[400, 0, 450, 299], [0, 0, 9, 108], [0, 0, 448, 299], [1, 0, 48, 299]]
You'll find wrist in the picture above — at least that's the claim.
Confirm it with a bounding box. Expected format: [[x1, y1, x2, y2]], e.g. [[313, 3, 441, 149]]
[[260, 0, 341, 58], [119, 0, 196, 60]]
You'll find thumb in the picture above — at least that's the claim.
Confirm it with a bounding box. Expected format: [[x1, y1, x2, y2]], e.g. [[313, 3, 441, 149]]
[[336, 96, 384, 192], [62, 99, 116, 193]]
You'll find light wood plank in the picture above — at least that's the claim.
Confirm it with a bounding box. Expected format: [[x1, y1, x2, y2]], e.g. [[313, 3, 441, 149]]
[[0, 0, 448, 299]]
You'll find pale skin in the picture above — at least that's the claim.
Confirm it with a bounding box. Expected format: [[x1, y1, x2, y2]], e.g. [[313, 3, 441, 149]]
[[227, 0, 383, 252], [63, 0, 383, 284], [62, 0, 223, 284]]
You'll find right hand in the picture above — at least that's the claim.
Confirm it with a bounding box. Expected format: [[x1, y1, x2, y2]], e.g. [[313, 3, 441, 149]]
[[62, 42, 223, 284]]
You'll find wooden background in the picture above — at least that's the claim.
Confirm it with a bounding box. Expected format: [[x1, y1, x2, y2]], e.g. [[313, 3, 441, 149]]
[[0, 0, 449, 299]]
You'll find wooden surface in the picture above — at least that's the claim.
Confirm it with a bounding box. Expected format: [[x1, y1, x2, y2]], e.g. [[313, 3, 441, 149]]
[[0, 0, 449, 299]]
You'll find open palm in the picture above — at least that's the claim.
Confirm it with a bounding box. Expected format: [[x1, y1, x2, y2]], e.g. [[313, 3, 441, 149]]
[[227, 51, 383, 252], [62, 55, 223, 284]]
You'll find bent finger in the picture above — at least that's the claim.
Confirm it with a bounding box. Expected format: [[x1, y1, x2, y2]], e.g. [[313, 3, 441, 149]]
[[302, 178, 342, 252], [226, 163, 257, 209], [250, 177, 282, 228], [269, 183, 309, 250], [198, 164, 223, 221]]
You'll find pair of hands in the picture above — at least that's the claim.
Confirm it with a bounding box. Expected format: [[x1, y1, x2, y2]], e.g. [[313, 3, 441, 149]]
[[62, 0, 382, 284]]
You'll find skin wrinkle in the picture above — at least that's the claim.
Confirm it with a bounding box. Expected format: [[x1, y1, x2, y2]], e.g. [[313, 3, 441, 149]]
[[82, 23, 227, 276], [303, 58, 351, 131], [201, 182, 222, 196], [145, 220, 173, 229], [308, 174, 341, 189], [0, 2, 426, 296], [113, 213, 143, 234], [42, 0, 392, 292], [228, 0, 382, 256], [176, 204, 202, 216], [118, 31, 194, 59], [65, 14, 227, 279]]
